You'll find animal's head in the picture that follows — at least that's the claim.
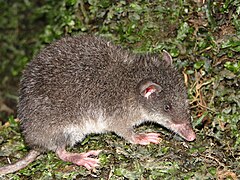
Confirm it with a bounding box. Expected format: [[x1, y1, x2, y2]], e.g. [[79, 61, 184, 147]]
[[137, 51, 196, 141]]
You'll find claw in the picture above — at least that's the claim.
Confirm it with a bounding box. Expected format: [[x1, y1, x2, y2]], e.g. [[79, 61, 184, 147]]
[[76, 157, 100, 170], [133, 133, 161, 145], [56, 149, 102, 170]]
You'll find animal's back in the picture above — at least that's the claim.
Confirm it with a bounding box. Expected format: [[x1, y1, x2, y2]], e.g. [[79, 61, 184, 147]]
[[21, 36, 129, 112]]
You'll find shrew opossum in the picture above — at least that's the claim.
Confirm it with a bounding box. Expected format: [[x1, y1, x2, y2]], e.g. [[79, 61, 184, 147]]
[[0, 35, 196, 175]]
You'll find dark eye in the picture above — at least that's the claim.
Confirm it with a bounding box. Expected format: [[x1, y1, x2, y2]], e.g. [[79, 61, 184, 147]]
[[164, 104, 172, 112]]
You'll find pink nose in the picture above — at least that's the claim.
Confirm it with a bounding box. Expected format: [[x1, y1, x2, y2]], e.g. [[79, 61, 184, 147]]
[[185, 131, 196, 141], [170, 122, 196, 141]]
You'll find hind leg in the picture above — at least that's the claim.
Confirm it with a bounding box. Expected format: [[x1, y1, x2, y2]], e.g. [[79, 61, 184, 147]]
[[56, 148, 101, 170]]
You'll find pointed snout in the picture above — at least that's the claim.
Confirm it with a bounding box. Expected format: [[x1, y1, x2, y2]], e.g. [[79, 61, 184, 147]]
[[170, 123, 196, 141], [184, 129, 196, 141]]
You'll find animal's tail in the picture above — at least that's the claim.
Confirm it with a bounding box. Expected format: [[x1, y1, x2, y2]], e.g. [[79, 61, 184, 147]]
[[0, 150, 40, 175]]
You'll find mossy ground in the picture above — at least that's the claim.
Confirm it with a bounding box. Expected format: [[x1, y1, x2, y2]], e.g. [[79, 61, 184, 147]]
[[0, 0, 239, 179]]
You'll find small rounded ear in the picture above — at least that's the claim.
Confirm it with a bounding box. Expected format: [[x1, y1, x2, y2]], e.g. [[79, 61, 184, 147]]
[[162, 50, 173, 66], [138, 80, 162, 99]]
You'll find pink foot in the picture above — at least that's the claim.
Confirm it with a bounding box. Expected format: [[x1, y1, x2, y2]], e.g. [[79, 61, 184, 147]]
[[57, 149, 102, 170], [133, 133, 161, 145]]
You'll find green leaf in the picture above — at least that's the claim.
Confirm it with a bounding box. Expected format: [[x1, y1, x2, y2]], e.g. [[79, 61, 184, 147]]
[[177, 22, 190, 41], [224, 61, 240, 73], [194, 61, 205, 70]]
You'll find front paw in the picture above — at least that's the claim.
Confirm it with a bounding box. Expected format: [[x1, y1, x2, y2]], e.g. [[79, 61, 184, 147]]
[[132, 133, 161, 145]]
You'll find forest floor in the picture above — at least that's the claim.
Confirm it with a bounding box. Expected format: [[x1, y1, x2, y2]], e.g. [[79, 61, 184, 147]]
[[0, 1, 239, 179]]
